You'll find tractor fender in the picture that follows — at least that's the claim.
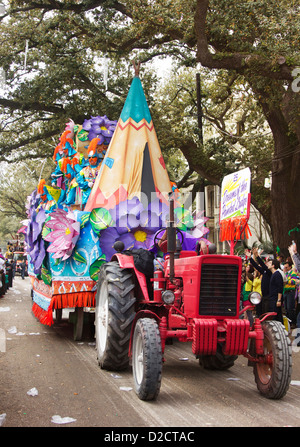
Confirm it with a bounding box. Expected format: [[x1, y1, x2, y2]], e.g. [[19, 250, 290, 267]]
[[128, 310, 161, 357], [111, 253, 150, 301]]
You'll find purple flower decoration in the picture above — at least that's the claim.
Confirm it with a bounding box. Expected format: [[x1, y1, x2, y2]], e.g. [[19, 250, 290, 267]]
[[99, 198, 169, 260], [178, 210, 210, 251], [82, 115, 117, 144], [99, 226, 155, 261], [181, 233, 199, 251], [25, 208, 46, 275], [82, 119, 92, 131], [110, 196, 144, 228], [25, 188, 41, 217], [88, 131, 105, 142]]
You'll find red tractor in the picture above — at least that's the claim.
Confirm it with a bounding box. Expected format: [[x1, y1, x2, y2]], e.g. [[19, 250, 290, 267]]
[[94, 197, 292, 401]]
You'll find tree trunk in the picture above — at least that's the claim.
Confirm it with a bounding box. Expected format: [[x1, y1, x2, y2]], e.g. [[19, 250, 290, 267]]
[[271, 140, 300, 256], [194, 0, 300, 254], [259, 94, 300, 256]]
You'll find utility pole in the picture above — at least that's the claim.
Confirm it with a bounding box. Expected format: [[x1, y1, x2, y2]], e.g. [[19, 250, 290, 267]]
[[196, 72, 205, 215], [196, 72, 203, 145]]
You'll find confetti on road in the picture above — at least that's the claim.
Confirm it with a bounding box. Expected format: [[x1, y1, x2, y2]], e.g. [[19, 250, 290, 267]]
[[27, 387, 38, 396], [111, 374, 122, 379], [51, 415, 77, 424]]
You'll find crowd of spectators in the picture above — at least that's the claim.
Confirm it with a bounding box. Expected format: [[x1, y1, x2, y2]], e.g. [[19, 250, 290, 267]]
[[0, 243, 28, 298], [241, 242, 300, 342]]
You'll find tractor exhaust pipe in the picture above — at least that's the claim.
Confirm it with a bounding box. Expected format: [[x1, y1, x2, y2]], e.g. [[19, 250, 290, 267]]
[[167, 193, 176, 283]]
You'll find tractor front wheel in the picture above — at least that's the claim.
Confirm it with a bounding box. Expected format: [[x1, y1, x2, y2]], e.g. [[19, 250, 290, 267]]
[[132, 318, 162, 401], [253, 320, 292, 399]]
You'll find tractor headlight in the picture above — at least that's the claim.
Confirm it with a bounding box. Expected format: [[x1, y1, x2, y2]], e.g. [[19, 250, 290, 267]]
[[249, 291, 262, 305], [162, 290, 175, 305]]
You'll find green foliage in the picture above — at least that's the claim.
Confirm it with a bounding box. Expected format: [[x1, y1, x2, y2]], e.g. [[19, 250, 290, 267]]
[[0, 159, 53, 241], [208, 0, 300, 60], [153, 66, 273, 201]]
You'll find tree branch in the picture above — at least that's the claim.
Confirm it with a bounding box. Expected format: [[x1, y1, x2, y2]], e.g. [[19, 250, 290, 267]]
[[8, 0, 132, 17], [0, 98, 64, 114], [0, 128, 59, 153], [194, 0, 293, 81]]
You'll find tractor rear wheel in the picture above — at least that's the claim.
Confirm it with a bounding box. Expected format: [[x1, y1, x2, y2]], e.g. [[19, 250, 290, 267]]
[[253, 320, 292, 399], [95, 262, 136, 371], [132, 318, 162, 401], [199, 344, 237, 370]]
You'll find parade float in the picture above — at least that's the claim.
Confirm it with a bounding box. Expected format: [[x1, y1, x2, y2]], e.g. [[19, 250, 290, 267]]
[[23, 67, 292, 403], [25, 65, 209, 340]]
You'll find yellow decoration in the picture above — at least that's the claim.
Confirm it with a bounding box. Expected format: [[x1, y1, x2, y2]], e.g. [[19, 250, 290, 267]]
[[134, 230, 147, 242]]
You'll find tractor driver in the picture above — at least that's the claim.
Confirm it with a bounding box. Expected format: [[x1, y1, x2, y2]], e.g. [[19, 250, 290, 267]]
[[196, 239, 216, 255]]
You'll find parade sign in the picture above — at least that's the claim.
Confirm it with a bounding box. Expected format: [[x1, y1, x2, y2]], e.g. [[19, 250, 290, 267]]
[[219, 168, 251, 244], [220, 168, 251, 222]]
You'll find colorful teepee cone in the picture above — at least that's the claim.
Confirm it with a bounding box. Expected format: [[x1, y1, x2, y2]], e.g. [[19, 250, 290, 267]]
[[84, 72, 171, 212]]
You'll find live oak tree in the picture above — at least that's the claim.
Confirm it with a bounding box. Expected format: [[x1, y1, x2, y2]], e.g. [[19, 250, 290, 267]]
[[0, 160, 54, 242], [0, 0, 299, 252], [194, 0, 300, 252], [152, 66, 273, 225]]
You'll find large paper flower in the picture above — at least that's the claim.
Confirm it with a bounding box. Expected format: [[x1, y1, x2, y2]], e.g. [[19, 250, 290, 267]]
[[99, 226, 156, 261], [99, 198, 169, 260], [44, 209, 80, 261], [82, 115, 117, 143]]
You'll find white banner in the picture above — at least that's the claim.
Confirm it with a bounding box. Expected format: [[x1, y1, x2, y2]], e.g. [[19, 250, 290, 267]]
[[220, 168, 251, 222]]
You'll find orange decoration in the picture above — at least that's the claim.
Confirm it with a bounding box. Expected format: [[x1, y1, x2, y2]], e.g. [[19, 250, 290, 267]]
[[219, 216, 252, 242]]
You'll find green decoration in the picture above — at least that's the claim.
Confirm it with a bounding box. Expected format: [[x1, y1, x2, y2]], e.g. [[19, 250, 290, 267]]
[[77, 129, 89, 142], [90, 208, 113, 235], [174, 207, 194, 231], [89, 255, 106, 280], [42, 216, 52, 239], [41, 266, 52, 285], [80, 212, 91, 229], [73, 250, 87, 264]]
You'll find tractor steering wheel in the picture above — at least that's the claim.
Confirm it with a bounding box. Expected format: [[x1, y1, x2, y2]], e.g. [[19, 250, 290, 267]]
[[153, 227, 184, 253]]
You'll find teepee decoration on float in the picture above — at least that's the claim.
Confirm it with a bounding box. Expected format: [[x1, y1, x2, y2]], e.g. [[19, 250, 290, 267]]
[[84, 61, 172, 212], [83, 61, 173, 261], [83, 61, 210, 260], [219, 167, 252, 254]]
